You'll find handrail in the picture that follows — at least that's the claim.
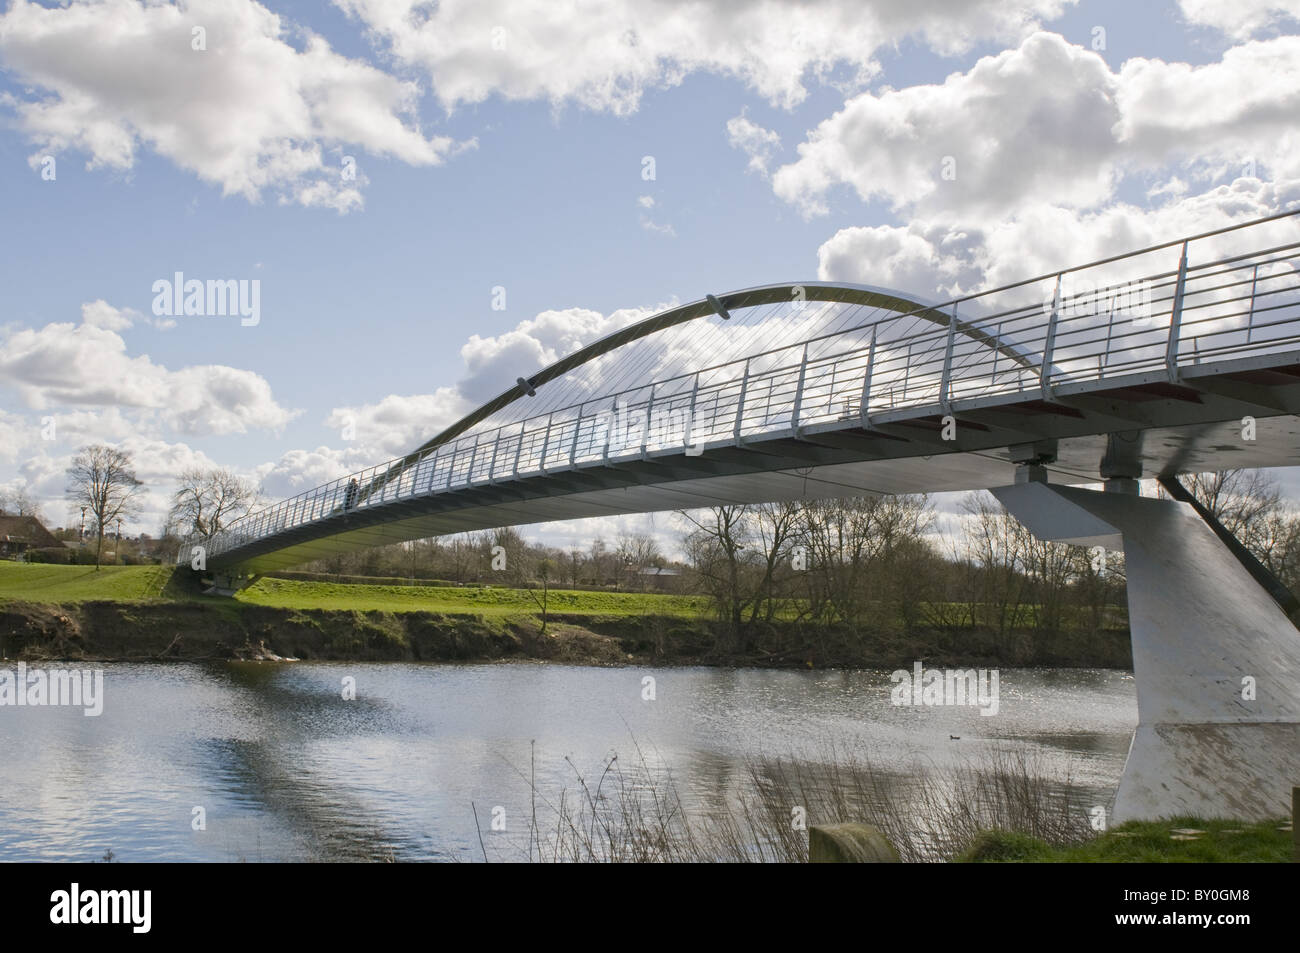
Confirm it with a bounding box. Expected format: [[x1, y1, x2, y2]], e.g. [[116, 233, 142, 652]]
[[182, 208, 1300, 565]]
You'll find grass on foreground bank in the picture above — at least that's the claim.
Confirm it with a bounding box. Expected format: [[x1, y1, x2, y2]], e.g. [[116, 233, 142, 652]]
[[0, 562, 709, 618], [484, 740, 1292, 863], [956, 818, 1292, 863]]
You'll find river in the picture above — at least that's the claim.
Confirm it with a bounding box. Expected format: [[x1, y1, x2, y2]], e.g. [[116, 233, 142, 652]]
[[0, 662, 1137, 861]]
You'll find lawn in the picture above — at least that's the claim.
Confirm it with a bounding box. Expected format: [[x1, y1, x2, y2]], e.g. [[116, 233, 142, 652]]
[[0, 563, 179, 603], [0, 562, 709, 617], [237, 576, 708, 616]]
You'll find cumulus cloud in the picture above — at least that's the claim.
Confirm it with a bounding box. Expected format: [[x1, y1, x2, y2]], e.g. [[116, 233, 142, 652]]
[[772, 32, 1300, 223], [0, 0, 471, 210], [324, 390, 472, 460], [773, 34, 1122, 219], [336, 0, 1075, 114], [816, 176, 1300, 296], [1178, 0, 1300, 39], [458, 305, 655, 404], [255, 445, 366, 500], [0, 302, 299, 435]]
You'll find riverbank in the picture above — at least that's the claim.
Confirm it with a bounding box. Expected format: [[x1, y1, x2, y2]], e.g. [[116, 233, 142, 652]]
[[0, 563, 1134, 667]]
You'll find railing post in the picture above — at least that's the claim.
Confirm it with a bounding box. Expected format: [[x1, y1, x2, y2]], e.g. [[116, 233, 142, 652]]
[[1102, 292, 1116, 372], [941, 303, 958, 412], [684, 372, 701, 450], [1040, 275, 1061, 401], [641, 385, 655, 457], [734, 358, 751, 444], [538, 413, 554, 472], [1166, 240, 1189, 382], [1247, 262, 1259, 344], [792, 343, 809, 432], [568, 406, 583, 467], [990, 323, 1000, 384], [512, 425, 525, 478], [469, 435, 486, 483], [603, 401, 617, 463], [859, 329, 876, 427], [487, 434, 501, 485]]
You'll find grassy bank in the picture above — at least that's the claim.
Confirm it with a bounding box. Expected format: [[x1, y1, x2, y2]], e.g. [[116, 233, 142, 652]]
[[0, 562, 1133, 668], [0, 562, 708, 617], [956, 818, 1293, 862]]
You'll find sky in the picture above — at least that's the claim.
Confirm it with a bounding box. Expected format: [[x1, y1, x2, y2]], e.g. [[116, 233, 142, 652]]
[[1, 0, 1299, 555]]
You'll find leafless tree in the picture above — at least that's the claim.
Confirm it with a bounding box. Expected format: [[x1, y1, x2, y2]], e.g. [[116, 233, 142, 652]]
[[65, 445, 144, 569], [681, 505, 754, 635], [0, 486, 44, 521], [615, 532, 661, 590], [167, 467, 261, 538]]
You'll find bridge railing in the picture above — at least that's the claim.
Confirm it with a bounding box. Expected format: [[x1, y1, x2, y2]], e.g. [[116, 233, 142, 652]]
[[185, 212, 1300, 564]]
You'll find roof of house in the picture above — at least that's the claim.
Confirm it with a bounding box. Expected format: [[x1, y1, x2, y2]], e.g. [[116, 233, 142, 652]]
[[0, 514, 60, 549]]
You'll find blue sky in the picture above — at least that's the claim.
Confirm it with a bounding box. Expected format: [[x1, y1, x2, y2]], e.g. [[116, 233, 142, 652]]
[[1, 0, 1298, 550]]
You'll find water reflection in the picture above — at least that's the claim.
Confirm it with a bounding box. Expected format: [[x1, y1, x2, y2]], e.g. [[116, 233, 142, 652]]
[[0, 662, 1136, 861]]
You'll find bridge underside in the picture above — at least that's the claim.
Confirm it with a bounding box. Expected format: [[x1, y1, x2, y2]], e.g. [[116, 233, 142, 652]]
[[209, 360, 1300, 575]]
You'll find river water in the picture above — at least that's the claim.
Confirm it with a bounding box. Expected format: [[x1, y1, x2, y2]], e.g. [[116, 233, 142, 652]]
[[0, 662, 1137, 861]]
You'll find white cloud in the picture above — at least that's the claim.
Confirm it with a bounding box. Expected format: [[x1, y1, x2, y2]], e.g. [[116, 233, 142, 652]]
[[458, 305, 655, 404], [640, 217, 677, 237], [726, 111, 782, 175], [1178, 0, 1300, 39], [336, 0, 1075, 114], [255, 445, 364, 500], [0, 0, 472, 210], [0, 408, 35, 465], [816, 176, 1300, 296], [324, 390, 471, 460], [771, 33, 1122, 220], [79, 299, 136, 331], [0, 302, 300, 436], [637, 195, 655, 209], [1114, 36, 1300, 178], [772, 32, 1300, 222]]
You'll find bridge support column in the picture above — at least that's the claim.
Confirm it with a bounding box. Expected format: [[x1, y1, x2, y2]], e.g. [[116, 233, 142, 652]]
[[201, 570, 261, 597], [989, 481, 1300, 823]]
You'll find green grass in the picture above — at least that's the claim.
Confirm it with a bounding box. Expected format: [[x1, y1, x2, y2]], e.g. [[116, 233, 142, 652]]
[[0, 563, 181, 603], [955, 817, 1293, 863], [237, 576, 709, 616], [0, 561, 709, 617]]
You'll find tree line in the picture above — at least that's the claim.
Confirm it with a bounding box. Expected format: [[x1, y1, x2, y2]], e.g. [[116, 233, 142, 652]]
[[40, 444, 1300, 630]]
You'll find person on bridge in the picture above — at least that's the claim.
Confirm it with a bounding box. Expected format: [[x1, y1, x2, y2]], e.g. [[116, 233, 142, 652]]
[[344, 478, 359, 510]]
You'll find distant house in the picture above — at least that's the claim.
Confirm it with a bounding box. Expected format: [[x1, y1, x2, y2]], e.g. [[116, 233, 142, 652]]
[[637, 566, 683, 592], [0, 513, 60, 560]]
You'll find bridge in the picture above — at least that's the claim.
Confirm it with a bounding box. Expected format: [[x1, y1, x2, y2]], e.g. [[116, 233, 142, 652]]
[[182, 208, 1300, 825]]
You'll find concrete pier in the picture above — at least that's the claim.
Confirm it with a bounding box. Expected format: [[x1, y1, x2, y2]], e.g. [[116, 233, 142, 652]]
[[991, 482, 1300, 823]]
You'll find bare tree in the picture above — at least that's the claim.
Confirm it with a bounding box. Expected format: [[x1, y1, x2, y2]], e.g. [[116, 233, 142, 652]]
[[443, 534, 476, 583], [526, 556, 556, 634], [0, 486, 44, 521], [65, 445, 144, 569], [567, 547, 584, 588], [167, 467, 261, 538], [682, 505, 750, 630], [959, 492, 1029, 642], [615, 532, 660, 591], [588, 537, 612, 587], [796, 494, 932, 628]]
